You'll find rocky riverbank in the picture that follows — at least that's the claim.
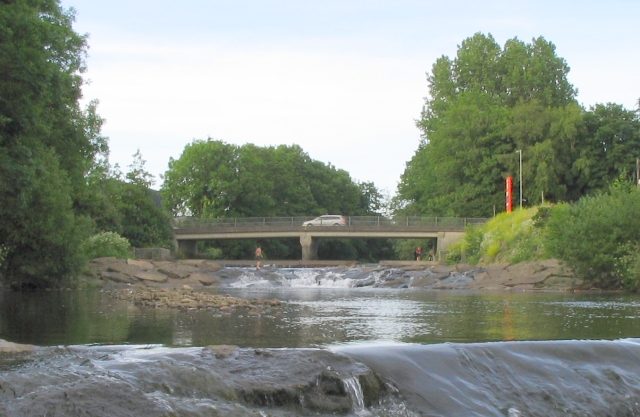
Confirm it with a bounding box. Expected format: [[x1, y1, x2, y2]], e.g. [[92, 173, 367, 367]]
[[84, 256, 582, 293]]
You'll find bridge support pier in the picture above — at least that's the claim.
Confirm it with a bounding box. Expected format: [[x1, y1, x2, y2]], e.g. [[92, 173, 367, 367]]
[[177, 240, 198, 258], [300, 234, 319, 261]]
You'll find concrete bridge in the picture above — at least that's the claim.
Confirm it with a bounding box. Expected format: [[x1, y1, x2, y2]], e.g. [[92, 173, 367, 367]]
[[173, 216, 488, 260]]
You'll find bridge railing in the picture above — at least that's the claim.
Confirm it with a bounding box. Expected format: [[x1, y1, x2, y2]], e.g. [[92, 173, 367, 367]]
[[174, 216, 489, 229]]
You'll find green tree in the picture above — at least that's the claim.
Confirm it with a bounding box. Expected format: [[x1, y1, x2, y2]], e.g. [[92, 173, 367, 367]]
[[161, 139, 390, 260], [398, 33, 580, 217], [573, 103, 640, 195], [107, 151, 173, 249], [0, 0, 105, 287]]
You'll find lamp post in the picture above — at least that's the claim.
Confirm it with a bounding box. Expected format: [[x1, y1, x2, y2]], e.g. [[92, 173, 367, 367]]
[[516, 150, 523, 208]]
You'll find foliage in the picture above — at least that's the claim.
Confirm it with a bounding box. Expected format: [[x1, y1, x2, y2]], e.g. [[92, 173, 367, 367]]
[[573, 103, 640, 195], [83, 232, 131, 260], [544, 185, 640, 289], [0, 0, 110, 287], [81, 152, 174, 250], [451, 207, 545, 265], [397, 33, 640, 218]]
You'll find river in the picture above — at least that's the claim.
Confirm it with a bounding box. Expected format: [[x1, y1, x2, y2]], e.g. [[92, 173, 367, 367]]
[[1, 266, 640, 416]]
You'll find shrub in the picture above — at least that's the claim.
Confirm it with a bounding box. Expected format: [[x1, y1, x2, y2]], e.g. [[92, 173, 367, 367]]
[[457, 207, 542, 265], [544, 185, 640, 289], [83, 232, 131, 259]]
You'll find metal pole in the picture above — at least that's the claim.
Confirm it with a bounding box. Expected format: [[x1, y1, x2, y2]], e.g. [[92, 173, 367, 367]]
[[517, 150, 523, 209]]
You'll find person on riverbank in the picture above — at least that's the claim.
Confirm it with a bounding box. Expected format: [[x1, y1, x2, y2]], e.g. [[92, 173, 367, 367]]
[[429, 249, 435, 261], [255, 246, 262, 269], [414, 247, 422, 261]]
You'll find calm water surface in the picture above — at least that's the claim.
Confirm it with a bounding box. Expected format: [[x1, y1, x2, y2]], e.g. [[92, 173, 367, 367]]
[[1, 287, 639, 348]]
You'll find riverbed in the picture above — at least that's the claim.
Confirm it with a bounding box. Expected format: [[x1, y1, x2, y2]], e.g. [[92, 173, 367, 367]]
[[1, 267, 640, 416]]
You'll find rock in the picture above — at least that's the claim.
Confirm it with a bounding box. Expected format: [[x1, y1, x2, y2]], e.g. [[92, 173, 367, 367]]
[[134, 272, 168, 283], [222, 349, 387, 413], [409, 276, 438, 287], [430, 265, 456, 274], [180, 259, 223, 272], [455, 264, 477, 273], [204, 344, 238, 358], [188, 272, 220, 286], [0, 339, 34, 354], [107, 262, 146, 279], [99, 271, 138, 284], [157, 264, 198, 279], [377, 278, 408, 288], [5, 375, 166, 417], [127, 259, 154, 270], [354, 277, 375, 287]]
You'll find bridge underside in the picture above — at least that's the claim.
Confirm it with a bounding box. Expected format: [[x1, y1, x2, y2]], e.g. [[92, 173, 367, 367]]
[[174, 230, 465, 261]]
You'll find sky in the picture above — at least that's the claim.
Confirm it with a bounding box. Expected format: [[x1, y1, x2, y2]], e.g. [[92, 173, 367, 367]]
[[61, 0, 640, 195]]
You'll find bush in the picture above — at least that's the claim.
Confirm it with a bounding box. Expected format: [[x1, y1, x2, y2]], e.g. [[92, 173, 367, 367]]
[[201, 247, 223, 260], [544, 185, 640, 289], [83, 232, 131, 259], [455, 207, 543, 265]]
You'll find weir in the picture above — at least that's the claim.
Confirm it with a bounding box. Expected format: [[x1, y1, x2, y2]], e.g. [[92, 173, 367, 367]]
[[173, 216, 486, 260]]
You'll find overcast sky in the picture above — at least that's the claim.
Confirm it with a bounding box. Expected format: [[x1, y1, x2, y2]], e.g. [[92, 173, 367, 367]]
[[61, 0, 640, 194]]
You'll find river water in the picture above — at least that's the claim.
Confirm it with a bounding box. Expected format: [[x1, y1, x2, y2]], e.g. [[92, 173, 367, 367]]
[[1, 266, 640, 416]]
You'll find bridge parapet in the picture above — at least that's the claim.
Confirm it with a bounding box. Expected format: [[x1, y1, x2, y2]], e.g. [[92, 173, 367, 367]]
[[174, 216, 488, 230]]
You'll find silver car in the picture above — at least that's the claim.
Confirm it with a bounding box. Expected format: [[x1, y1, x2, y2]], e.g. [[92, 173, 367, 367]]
[[303, 215, 347, 226]]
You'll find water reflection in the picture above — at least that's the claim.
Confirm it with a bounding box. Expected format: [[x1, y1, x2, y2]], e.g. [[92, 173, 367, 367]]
[[0, 288, 639, 348]]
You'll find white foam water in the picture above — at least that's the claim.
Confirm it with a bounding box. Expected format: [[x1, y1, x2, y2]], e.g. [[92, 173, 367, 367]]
[[342, 376, 366, 413]]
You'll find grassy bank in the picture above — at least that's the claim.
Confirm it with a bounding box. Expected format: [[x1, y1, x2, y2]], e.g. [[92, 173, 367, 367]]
[[447, 207, 547, 266]]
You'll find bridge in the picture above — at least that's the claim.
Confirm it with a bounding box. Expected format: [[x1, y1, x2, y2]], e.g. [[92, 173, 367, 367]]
[[173, 216, 488, 260]]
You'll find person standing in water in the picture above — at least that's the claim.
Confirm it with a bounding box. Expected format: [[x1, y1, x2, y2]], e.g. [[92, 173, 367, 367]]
[[255, 246, 262, 269]]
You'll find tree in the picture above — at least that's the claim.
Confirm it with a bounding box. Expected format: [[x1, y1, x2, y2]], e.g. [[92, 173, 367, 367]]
[[161, 139, 390, 260], [117, 151, 173, 248], [573, 103, 640, 195], [0, 0, 105, 287], [398, 33, 582, 217]]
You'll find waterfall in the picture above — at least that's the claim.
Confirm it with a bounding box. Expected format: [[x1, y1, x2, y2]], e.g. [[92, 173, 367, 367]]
[[342, 376, 366, 412]]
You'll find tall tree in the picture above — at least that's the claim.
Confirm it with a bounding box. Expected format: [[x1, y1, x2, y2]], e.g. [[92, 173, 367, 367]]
[[0, 0, 105, 287], [398, 33, 580, 217]]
